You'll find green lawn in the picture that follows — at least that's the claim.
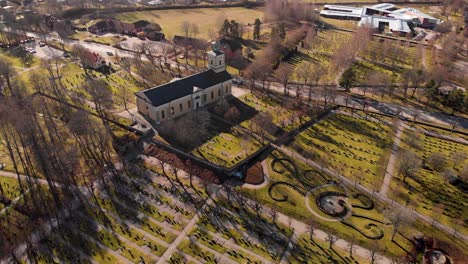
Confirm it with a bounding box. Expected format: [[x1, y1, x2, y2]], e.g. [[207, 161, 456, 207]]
[[238, 92, 312, 135], [0, 176, 27, 207], [192, 127, 263, 168], [116, 7, 264, 40]]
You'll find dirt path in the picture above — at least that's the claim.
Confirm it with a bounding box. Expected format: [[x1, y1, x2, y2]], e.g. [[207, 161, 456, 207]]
[[379, 120, 403, 196]]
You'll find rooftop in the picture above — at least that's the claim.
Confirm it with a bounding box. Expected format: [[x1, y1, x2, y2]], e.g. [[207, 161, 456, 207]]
[[135, 69, 232, 107]]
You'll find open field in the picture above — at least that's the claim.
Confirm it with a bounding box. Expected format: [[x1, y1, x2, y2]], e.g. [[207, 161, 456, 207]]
[[116, 7, 265, 40], [288, 110, 394, 189]]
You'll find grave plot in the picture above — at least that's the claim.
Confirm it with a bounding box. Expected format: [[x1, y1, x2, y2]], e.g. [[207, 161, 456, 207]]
[[391, 128, 468, 235], [238, 93, 315, 138], [288, 111, 394, 189], [0, 176, 27, 210]]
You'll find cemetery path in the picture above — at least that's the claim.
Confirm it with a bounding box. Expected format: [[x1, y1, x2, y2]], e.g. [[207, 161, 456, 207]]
[[79, 212, 162, 261], [379, 120, 403, 196], [193, 240, 239, 264], [78, 230, 133, 264], [236, 193, 392, 264], [156, 192, 217, 264], [98, 209, 172, 247], [0, 170, 50, 186], [200, 226, 273, 263], [0, 187, 32, 216]]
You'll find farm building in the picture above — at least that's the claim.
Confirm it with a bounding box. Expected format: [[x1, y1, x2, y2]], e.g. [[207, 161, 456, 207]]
[[320, 3, 440, 35]]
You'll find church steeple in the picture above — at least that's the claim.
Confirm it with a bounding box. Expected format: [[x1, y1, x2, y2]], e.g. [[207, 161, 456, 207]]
[[207, 42, 225, 73]]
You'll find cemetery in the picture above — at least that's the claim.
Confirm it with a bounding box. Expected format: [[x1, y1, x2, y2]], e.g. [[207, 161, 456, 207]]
[[391, 126, 468, 234], [289, 110, 394, 189]]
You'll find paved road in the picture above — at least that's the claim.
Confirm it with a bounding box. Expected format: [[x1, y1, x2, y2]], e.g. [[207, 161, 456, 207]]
[[254, 82, 468, 129]]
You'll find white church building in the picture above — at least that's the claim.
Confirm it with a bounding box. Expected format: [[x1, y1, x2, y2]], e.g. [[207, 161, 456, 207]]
[[135, 49, 233, 123]]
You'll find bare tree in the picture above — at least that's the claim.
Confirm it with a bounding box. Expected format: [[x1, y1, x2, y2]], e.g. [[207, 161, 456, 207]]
[[367, 244, 382, 264], [0, 60, 15, 95], [427, 152, 446, 172], [451, 151, 466, 168], [181, 21, 190, 38], [347, 234, 356, 258], [276, 64, 293, 95], [54, 20, 74, 51], [398, 150, 421, 183], [383, 208, 413, 241], [325, 231, 338, 249], [307, 220, 315, 241]]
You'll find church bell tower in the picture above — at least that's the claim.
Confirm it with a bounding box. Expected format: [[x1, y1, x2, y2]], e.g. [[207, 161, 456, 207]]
[[207, 41, 225, 73]]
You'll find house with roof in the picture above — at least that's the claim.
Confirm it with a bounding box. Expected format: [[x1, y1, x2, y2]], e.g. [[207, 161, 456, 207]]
[[82, 50, 106, 69], [87, 19, 161, 36], [135, 49, 232, 123]]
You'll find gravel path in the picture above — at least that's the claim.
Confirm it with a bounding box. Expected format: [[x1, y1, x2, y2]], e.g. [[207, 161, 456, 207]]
[[379, 120, 403, 196]]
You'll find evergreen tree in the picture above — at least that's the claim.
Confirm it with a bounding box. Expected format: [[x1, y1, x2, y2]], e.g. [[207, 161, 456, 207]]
[[219, 19, 230, 37], [445, 89, 464, 114], [230, 20, 240, 38], [253, 18, 261, 41], [339, 67, 356, 92]]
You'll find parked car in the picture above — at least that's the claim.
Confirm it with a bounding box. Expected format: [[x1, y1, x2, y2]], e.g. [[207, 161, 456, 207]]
[[63, 52, 70, 58], [106, 51, 114, 56], [39, 42, 46, 47], [232, 78, 244, 85]]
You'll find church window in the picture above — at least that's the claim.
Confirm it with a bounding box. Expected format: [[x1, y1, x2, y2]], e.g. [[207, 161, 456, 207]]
[[218, 89, 221, 96], [188, 100, 191, 108], [161, 110, 165, 119], [211, 91, 214, 99], [179, 103, 183, 111]]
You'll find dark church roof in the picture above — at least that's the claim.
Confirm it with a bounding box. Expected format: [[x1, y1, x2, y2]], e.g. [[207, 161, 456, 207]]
[[135, 69, 232, 107]]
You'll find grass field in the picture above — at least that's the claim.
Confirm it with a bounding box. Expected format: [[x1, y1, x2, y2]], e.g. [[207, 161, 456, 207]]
[[192, 127, 263, 168], [116, 7, 265, 40], [238, 92, 312, 136]]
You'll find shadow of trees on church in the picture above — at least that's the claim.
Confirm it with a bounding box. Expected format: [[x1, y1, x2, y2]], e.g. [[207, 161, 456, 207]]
[[157, 95, 259, 152]]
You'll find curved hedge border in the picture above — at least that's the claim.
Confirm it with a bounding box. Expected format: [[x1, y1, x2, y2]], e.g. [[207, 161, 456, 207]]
[[351, 193, 374, 210], [351, 213, 387, 224], [341, 221, 384, 240], [268, 181, 305, 202]]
